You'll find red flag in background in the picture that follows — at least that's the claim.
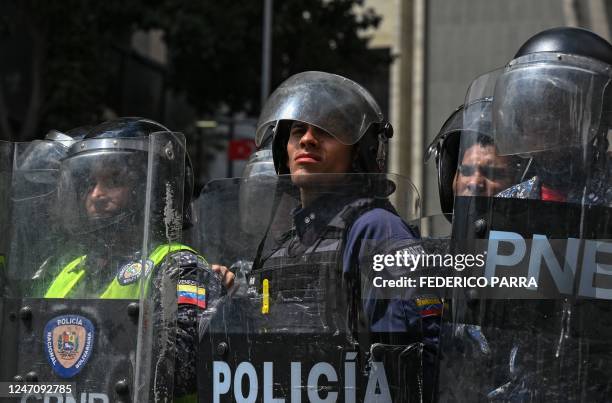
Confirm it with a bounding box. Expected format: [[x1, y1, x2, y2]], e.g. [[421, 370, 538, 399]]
[[228, 138, 256, 160]]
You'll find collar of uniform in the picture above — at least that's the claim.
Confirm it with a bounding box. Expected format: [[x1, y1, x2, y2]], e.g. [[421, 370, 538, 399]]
[[292, 194, 357, 240]]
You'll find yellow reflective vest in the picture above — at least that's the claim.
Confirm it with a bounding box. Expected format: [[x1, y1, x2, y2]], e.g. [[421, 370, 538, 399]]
[[44, 243, 195, 299]]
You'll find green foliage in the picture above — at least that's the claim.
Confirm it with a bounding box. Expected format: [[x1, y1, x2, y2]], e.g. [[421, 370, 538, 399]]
[[0, 0, 385, 140], [158, 0, 386, 114], [0, 0, 149, 139]]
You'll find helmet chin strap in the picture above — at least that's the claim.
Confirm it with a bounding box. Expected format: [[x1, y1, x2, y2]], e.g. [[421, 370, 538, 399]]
[[376, 122, 393, 172], [376, 133, 388, 172]]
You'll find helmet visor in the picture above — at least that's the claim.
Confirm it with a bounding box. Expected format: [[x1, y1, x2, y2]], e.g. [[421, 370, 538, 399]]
[[12, 139, 73, 200], [424, 105, 464, 164], [58, 150, 147, 235], [452, 70, 526, 199], [493, 53, 612, 156], [462, 69, 503, 143], [256, 71, 384, 146]]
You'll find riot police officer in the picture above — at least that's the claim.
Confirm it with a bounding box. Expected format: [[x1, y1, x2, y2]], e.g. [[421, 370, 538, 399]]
[[431, 27, 612, 401], [10, 127, 86, 288], [255, 71, 426, 333], [198, 71, 439, 402], [0, 129, 86, 379], [492, 27, 612, 205], [2, 117, 223, 402], [426, 97, 523, 220], [426, 93, 515, 401]]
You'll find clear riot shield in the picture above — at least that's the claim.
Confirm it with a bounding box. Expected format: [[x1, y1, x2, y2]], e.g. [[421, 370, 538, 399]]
[[132, 131, 188, 402], [194, 173, 443, 403], [0, 137, 96, 398], [439, 62, 612, 401], [0, 132, 185, 402], [0, 141, 14, 389]]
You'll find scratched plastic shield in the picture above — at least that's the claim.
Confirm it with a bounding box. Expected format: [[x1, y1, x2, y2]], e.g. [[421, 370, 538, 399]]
[[195, 173, 438, 402], [0, 134, 185, 401], [437, 68, 612, 401]]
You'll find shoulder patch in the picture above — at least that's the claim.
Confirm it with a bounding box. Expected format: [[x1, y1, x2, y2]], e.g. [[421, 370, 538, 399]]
[[117, 259, 154, 285], [415, 297, 443, 318], [177, 279, 206, 308]]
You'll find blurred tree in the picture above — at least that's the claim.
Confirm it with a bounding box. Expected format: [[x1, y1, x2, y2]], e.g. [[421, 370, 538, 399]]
[[0, 0, 152, 140], [156, 0, 387, 115], [0, 0, 385, 141]]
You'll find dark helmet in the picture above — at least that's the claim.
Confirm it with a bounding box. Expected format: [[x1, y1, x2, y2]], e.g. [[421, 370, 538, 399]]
[[47, 124, 90, 143], [19, 128, 86, 173], [14, 127, 90, 201], [241, 143, 275, 180], [10, 126, 92, 281], [255, 71, 393, 174], [425, 98, 494, 219], [489, 27, 612, 197], [58, 117, 194, 240], [239, 142, 277, 235], [514, 26, 612, 64]]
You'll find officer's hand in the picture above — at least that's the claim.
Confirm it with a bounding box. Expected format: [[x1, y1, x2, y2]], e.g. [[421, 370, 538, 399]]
[[211, 264, 235, 289]]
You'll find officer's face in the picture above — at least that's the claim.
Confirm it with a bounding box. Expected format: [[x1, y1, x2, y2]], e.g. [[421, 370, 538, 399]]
[[454, 144, 513, 197], [85, 167, 131, 218], [286, 122, 354, 180]]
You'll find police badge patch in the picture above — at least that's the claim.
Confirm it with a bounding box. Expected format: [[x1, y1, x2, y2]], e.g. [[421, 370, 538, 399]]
[[117, 259, 154, 285], [44, 314, 95, 378]]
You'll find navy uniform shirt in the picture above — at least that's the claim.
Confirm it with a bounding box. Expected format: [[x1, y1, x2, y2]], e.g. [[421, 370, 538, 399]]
[[293, 199, 439, 338]]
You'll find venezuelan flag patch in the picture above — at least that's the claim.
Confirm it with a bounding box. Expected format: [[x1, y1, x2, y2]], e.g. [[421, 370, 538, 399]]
[[415, 296, 443, 318], [177, 280, 206, 309]]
